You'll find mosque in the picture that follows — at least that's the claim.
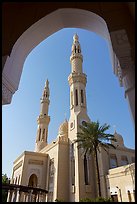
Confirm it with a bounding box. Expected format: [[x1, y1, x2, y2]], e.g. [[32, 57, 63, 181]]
[[7, 34, 135, 202]]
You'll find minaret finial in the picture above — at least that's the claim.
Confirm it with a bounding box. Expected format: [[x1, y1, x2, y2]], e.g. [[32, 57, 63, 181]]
[[73, 33, 79, 42], [46, 79, 49, 87]]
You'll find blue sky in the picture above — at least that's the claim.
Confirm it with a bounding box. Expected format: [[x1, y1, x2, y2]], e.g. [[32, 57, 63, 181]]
[[2, 28, 135, 178]]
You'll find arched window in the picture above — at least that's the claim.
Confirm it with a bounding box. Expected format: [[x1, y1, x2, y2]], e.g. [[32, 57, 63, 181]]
[[74, 46, 76, 53], [75, 89, 78, 106], [18, 175, 20, 184], [28, 174, 38, 187], [39, 128, 41, 140], [110, 154, 118, 169], [132, 157, 135, 163], [48, 159, 54, 202], [71, 143, 75, 186], [42, 129, 45, 139], [81, 89, 84, 104], [71, 91, 73, 107], [121, 155, 128, 166], [127, 190, 132, 202], [15, 177, 18, 184], [71, 159, 75, 185], [84, 154, 89, 185]]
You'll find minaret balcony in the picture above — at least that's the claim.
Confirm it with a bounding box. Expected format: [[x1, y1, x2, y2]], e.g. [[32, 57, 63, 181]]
[[37, 115, 50, 124], [68, 72, 87, 86], [40, 98, 50, 104], [70, 53, 83, 62]]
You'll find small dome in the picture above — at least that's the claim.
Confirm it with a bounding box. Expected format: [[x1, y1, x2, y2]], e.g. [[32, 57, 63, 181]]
[[58, 119, 68, 136], [112, 131, 124, 147]]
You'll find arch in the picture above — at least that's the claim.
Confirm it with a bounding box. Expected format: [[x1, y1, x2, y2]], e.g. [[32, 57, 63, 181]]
[[2, 8, 134, 125], [28, 174, 38, 187], [2, 8, 114, 100]]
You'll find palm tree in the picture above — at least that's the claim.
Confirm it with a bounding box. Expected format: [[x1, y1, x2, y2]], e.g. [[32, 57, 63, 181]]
[[74, 120, 116, 197]]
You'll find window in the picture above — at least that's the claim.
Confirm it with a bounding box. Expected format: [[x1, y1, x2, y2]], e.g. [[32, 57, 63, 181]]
[[111, 195, 118, 202], [15, 177, 17, 184], [71, 143, 74, 158], [75, 89, 78, 106], [110, 154, 118, 169], [18, 175, 20, 184], [42, 129, 45, 139], [133, 190, 135, 200], [121, 155, 128, 166], [71, 159, 75, 185], [71, 91, 73, 107], [81, 90, 84, 104], [39, 128, 41, 140], [84, 154, 89, 185], [132, 157, 135, 163], [28, 174, 38, 187], [74, 46, 76, 53], [48, 159, 54, 202], [71, 143, 75, 185], [127, 190, 132, 202]]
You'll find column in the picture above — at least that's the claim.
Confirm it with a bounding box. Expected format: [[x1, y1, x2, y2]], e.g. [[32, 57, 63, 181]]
[[36, 192, 39, 202], [25, 192, 29, 202], [11, 190, 17, 202], [7, 190, 13, 202], [110, 29, 135, 126], [16, 188, 20, 202]]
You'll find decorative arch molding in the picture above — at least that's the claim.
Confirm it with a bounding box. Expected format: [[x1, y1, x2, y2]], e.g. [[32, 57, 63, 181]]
[[2, 8, 134, 124], [2, 8, 114, 103], [27, 168, 41, 188], [28, 173, 38, 187]]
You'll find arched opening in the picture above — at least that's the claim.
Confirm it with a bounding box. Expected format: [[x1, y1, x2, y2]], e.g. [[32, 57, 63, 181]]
[[28, 174, 38, 188], [2, 8, 114, 102], [2, 8, 134, 125]]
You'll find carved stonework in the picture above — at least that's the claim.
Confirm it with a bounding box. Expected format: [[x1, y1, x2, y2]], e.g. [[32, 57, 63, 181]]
[[110, 30, 135, 91], [28, 159, 44, 165], [28, 168, 41, 187], [114, 30, 129, 46], [68, 73, 87, 86], [37, 115, 50, 124], [28, 168, 40, 177], [13, 160, 23, 171], [2, 83, 13, 104]]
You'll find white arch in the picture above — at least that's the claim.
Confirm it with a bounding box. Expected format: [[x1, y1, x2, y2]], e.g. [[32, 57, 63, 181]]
[[2, 8, 116, 102]]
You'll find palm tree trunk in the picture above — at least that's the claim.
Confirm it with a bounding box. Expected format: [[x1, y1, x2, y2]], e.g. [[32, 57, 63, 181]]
[[95, 149, 101, 197]]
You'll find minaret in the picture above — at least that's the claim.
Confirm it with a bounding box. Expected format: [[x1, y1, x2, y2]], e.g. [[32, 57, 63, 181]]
[[68, 34, 91, 202], [35, 79, 50, 152], [68, 34, 90, 134]]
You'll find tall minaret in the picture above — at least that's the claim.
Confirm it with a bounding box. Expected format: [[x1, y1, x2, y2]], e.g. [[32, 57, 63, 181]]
[[35, 79, 50, 152], [68, 34, 90, 135], [68, 34, 92, 202]]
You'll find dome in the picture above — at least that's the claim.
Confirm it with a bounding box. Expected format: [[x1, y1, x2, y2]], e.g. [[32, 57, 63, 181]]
[[112, 131, 124, 147], [58, 119, 68, 136]]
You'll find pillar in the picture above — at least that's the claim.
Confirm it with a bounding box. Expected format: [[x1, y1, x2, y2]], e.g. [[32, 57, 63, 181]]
[[110, 29, 135, 127], [7, 190, 13, 202]]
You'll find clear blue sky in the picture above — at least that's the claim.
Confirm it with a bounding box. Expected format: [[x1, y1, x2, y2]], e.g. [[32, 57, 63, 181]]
[[2, 28, 135, 178]]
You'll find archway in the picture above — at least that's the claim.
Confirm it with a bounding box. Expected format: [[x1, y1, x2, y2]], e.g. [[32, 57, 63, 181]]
[[2, 8, 134, 124], [28, 174, 38, 188], [2, 8, 113, 101], [28, 174, 38, 202]]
